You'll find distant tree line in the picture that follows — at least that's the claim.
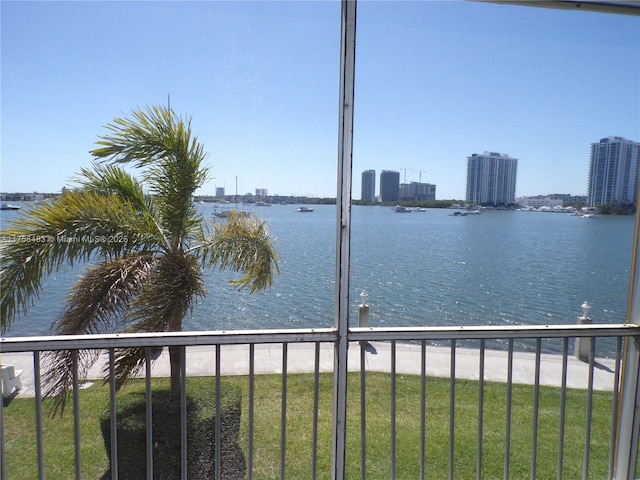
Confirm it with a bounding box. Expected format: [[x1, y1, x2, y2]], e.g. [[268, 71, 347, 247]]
[[596, 202, 636, 215], [0, 192, 62, 201]]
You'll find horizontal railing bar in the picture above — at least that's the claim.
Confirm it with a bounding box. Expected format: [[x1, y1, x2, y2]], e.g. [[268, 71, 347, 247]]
[[2, 324, 639, 353], [349, 324, 640, 341], [0, 328, 338, 352]]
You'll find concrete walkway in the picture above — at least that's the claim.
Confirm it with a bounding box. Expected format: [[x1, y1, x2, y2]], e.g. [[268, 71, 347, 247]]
[[1, 341, 617, 399]]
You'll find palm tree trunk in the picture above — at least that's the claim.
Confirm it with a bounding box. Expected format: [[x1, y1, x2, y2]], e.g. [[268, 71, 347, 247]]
[[169, 345, 183, 399], [168, 307, 185, 399]]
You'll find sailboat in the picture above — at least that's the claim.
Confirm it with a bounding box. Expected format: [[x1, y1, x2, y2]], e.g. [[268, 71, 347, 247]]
[[213, 176, 249, 218]]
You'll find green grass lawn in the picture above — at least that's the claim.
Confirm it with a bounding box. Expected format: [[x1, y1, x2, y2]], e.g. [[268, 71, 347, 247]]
[[2, 372, 619, 479]]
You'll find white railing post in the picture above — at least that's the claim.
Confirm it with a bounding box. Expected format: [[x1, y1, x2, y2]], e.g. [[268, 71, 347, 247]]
[[614, 337, 640, 480], [358, 291, 369, 328], [574, 301, 592, 362], [332, 1, 357, 479]]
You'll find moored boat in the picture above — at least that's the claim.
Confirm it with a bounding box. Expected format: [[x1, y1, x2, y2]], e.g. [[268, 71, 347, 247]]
[[392, 205, 412, 213], [0, 204, 21, 210], [213, 206, 248, 218], [213, 175, 249, 218]]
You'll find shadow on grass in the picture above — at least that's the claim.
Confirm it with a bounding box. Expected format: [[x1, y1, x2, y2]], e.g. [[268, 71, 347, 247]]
[[99, 382, 246, 480]]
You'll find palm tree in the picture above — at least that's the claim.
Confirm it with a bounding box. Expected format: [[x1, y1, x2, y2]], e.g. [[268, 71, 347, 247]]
[[0, 105, 279, 409]]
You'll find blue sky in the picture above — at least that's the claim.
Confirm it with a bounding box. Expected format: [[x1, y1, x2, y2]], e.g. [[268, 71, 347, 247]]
[[2, 1, 638, 200]]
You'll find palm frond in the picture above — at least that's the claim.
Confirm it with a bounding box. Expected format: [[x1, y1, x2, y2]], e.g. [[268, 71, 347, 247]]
[[74, 161, 170, 249], [90, 106, 209, 248], [91, 106, 185, 168], [199, 211, 280, 293], [53, 254, 156, 335], [128, 251, 205, 332], [42, 254, 157, 413], [0, 190, 160, 332], [74, 161, 147, 210], [94, 252, 206, 391], [108, 346, 150, 390], [42, 349, 100, 416]]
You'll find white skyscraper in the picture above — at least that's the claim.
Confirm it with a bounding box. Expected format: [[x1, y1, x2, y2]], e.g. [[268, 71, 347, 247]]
[[466, 152, 518, 206], [588, 136, 640, 207]]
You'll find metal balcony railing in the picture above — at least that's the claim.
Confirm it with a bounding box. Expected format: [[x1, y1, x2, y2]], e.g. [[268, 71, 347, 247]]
[[2, 323, 639, 480]]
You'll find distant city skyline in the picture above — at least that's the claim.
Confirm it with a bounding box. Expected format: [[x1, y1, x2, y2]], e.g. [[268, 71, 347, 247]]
[[2, 2, 638, 199], [360, 169, 437, 202], [4, 133, 640, 206]]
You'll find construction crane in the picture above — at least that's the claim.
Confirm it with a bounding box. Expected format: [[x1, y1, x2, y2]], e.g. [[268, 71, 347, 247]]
[[400, 168, 427, 183]]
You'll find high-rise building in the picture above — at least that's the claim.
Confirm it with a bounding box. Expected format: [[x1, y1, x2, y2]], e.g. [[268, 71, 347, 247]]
[[587, 136, 640, 207], [215, 187, 225, 198], [361, 170, 376, 202], [399, 182, 436, 201], [255, 188, 268, 198], [380, 170, 400, 202], [466, 152, 518, 206]]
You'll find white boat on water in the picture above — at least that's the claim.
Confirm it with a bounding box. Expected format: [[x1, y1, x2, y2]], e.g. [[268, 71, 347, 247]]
[[213, 207, 249, 218], [296, 206, 314, 213], [1, 204, 20, 210], [213, 175, 249, 218], [392, 205, 412, 213], [571, 208, 596, 218]]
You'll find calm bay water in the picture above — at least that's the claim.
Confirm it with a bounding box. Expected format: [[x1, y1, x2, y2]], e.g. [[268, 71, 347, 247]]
[[1, 204, 636, 354]]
